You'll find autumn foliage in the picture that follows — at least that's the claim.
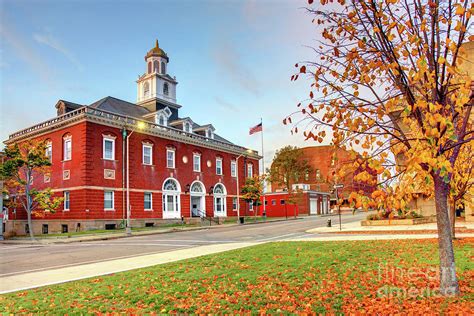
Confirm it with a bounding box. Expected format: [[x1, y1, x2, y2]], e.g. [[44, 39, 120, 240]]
[[288, 0, 473, 295]]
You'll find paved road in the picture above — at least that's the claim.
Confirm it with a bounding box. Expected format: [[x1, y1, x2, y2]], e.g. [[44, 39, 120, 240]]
[[0, 213, 366, 276]]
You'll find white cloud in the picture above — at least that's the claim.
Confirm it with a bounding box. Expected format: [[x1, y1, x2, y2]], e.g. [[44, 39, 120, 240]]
[[33, 32, 83, 71]]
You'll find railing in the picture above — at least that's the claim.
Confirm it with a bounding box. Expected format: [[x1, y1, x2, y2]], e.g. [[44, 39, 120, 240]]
[[7, 106, 260, 158], [193, 209, 220, 226]]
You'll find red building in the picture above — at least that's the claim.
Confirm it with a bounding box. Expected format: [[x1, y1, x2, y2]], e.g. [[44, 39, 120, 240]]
[[260, 190, 331, 217], [3, 41, 260, 236], [267, 145, 376, 213]]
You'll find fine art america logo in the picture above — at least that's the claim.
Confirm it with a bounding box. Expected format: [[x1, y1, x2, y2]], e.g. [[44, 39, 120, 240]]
[[377, 263, 458, 298]]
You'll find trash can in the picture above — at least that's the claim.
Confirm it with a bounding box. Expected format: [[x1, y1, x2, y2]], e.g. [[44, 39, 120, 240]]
[[239, 217, 245, 224], [456, 208, 462, 217], [327, 219, 332, 227]]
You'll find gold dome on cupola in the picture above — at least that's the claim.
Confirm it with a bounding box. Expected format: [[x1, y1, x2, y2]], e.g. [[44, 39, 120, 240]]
[[145, 39, 169, 61]]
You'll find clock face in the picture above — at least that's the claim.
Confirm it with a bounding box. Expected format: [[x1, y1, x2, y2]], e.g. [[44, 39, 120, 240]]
[[207, 160, 212, 168], [182, 155, 188, 164]]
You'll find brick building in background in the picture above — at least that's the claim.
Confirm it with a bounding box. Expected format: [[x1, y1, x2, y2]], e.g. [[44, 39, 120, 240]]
[[3, 41, 260, 236], [264, 145, 376, 216]]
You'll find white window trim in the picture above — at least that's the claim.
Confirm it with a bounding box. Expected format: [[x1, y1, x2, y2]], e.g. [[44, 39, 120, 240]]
[[45, 142, 52, 162], [231, 160, 237, 177], [104, 191, 115, 211], [63, 191, 70, 211], [232, 197, 238, 210], [142, 143, 153, 165], [216, 158, 223, 175], [144, 192, 153, 211], [63, 137, 72, 161], [193, 153, 201, 172], [166, 149, 176, 169], [247, 163, 253, 178], [162, 178, 181, 219], [103, 135, 116, 160]]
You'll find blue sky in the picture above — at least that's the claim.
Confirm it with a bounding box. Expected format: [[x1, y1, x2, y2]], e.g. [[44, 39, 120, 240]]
[[0, 0, 321, 167]]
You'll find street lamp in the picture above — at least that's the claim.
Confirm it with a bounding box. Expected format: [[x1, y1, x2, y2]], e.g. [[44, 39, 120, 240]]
[[123, 120, 146, 236], [236, 149, 253, 224]]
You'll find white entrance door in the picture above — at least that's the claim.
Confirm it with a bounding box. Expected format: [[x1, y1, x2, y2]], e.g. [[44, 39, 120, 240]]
[[309, 199, 317, 215]]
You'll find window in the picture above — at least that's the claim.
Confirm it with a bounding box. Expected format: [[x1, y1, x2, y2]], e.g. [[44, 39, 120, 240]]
[[147, 62, 152, 74], [144, 82, 150, 97], [63, 137, 72, 161], [61, 224, 68, 234], [247, 163, 253, 178], [216, 158, 223, 175], [144, 192, 152, 210], [249, 201, 254, 210], [232, 197, 238, 210], [103, 136, 115, 160], [265, 200, 268, 205], [316, 169, 321, 180], [45, 142, 52, 162], [184, 122, 192, 133], [64, 191, 70, 211], [42, 224, 48, 235], [280, 199, 286, 205], [104, 191, 114, 210], [231, 160, 237, 177], [163, 83, 169, 96], [272, 199, 276, 205], [153, 60, 159, 73], [213, 184, 227, 217], [305, 171, 309, 181], [143, 143, 153, 165], [206, 128, 214, 139], [161, 61, 166, 74], [167, 149, 175, 168], [193, 154, 201, 172], [162, 178, 180, 218]]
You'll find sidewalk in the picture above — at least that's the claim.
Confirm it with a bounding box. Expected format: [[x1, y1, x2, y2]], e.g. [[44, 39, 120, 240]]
[[306, 219, 474, 234]]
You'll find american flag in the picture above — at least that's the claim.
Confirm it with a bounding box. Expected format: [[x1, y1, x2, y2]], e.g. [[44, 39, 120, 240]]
[[249, 122, 263, 135]]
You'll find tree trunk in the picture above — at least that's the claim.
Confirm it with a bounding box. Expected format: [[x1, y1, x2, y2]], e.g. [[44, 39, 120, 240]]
[[433, 175, 459, 296], [26, 194, 35, 241]]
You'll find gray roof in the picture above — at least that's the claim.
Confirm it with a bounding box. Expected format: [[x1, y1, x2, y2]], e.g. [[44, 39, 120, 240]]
[[88, 96, 150, 117], [83, 96, 234, 145]]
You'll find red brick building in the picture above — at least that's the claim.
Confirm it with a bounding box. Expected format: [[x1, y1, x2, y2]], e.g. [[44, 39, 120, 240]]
[[259, 190, 331, 217], [268, 145, 376, 211], [3, 41, 260, 236]]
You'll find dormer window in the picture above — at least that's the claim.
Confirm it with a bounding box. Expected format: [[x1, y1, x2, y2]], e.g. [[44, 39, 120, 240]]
[[206, 128, 214, 139], [155, 107, 172, 127], [184, 121, 192, 133], [163, 82, 169, 96], [157, 114, 167, 126]]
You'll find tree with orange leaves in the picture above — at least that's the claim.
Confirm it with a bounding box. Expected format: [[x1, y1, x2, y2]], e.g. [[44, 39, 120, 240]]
[[1, 140, 63, 240], [289, 0, 473, 296]]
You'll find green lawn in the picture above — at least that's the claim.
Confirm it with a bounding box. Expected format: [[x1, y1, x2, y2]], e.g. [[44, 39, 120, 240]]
[[1, 239, 472, 314]]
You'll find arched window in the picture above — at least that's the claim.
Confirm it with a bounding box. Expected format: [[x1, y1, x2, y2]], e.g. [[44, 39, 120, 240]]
[[153, 60, 159, 73], [162, 178, 181, 218], [147, 62, 152, 74], [163, 83, 169, 96], [184, 122, 192, 133], [161, 61, 166, 74], [143, 82, 150, 98], [213, 184, 227, 217], [191, 181, 205, 194]]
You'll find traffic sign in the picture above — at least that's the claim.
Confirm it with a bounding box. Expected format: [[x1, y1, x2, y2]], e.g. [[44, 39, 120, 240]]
[[334, 184, 344, 189]]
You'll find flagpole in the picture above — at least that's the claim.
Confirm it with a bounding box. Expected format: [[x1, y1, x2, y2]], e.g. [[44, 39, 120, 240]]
[[260, 117, 266, 218]]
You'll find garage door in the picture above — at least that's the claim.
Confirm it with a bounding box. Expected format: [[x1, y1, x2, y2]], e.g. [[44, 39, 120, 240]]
[[310, 199, 318, 215]]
